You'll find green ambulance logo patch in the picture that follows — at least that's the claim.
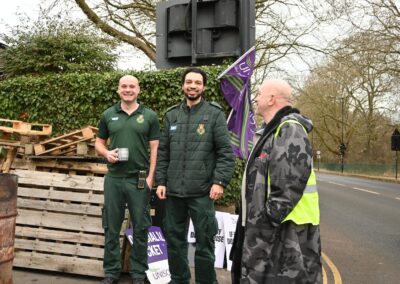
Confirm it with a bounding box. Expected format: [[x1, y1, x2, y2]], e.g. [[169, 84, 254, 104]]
[[137, 114, 144, 124]]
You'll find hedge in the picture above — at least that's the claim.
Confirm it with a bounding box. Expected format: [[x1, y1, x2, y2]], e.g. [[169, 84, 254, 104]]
[[0, 66, 244, 207]]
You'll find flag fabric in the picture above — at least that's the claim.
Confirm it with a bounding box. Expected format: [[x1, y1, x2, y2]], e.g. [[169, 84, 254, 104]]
[[218, 46, 256, 159]]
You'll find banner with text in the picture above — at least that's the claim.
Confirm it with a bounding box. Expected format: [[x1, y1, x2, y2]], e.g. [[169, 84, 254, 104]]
[[125, 226, 171, 284], [187, 211, 238, 269]]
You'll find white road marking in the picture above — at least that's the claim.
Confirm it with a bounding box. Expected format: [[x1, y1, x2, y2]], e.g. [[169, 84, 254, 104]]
[[396, 197, 400, 201], [352, 187, 380, 195], [328, 181, 345, 187]]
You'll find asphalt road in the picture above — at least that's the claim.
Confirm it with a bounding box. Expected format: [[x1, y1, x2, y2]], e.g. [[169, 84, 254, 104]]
[[318, 172, 400, 284]]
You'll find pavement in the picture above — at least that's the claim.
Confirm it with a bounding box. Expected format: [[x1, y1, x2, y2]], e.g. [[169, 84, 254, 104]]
[[12, 244, 232, 284], [13, 267, 231, 284]]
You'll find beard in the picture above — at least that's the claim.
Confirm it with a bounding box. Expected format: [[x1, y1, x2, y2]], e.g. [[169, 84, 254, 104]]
[[185, 92, 203, 101]]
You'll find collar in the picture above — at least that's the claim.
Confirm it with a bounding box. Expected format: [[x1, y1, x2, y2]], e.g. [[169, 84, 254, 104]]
[[115, 102, 143, 115], [182, 99, 205, 112]]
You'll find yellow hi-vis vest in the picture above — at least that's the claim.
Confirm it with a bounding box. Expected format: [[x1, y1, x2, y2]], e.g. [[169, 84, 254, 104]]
[[268, 119, 320, 225]]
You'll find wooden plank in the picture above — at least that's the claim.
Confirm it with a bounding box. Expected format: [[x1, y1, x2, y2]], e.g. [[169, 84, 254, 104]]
[[17, 197, 103, 216], [13, 169, 105, 191], [18, 186, 104, 205], [15, 239, 103, 258], [34, 127, 95, 145], [16, 209, 103, 234], [77, 142, 88, 156], [0, 139, 21, 146], [16, 226, 104, 246], [13, 251, 104, 277], [0, 119, 52, 136], [1, 147, 17, 173], [11, 158, 107, 175]]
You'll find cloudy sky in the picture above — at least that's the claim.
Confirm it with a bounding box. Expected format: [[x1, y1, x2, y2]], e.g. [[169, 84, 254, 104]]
[[0, 0, 41, 31], [0, 0, 148, 70]]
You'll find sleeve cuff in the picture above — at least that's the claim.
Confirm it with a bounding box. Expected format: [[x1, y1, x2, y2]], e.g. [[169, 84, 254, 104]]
[[214, 180, 227, 188]]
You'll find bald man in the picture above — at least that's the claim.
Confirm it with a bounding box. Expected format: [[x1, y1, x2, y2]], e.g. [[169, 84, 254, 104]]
[[95, 75, 160, 284], [231, 79, 322, 283]]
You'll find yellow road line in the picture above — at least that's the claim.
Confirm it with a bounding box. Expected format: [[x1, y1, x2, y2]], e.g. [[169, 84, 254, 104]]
[[322, 266, 328, 284], [322, 252, 342, 284]]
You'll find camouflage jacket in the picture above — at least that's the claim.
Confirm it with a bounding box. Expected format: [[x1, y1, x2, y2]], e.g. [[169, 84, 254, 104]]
[[240, 107, 322, 284]]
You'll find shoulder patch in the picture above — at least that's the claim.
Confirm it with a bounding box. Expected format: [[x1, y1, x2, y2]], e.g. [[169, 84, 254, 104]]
[[166, 104, 179, 113], [210, 101, 223, 110]]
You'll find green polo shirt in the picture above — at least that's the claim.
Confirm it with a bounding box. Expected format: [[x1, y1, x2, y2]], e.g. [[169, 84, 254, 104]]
[[97, 102, 160, 178]]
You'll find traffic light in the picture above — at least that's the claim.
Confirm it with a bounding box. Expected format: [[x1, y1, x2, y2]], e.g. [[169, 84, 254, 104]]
[[156, 0, 255, 69]]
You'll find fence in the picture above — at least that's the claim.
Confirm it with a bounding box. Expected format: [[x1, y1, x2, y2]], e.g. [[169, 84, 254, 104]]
[[317, 163, 398, 178]]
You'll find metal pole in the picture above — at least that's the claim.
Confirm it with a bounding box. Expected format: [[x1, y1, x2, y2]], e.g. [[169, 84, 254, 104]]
[[341, 98, 344, 174], [191, 0, 197, 65], [396, 150, 398, 180]]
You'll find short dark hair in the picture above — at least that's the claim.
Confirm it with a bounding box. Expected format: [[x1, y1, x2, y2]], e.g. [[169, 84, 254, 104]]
[[181, 67, 207, 86]]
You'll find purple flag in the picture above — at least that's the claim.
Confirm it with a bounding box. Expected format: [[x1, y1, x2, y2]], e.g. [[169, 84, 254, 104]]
[[218, 47, 256, 159]]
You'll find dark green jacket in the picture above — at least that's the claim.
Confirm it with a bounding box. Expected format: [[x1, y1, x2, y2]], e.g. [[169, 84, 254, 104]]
[[156, 99, 234, 198]]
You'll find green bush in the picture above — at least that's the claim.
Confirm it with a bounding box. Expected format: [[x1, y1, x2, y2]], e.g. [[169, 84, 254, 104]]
[[0, 67, 244, 206]]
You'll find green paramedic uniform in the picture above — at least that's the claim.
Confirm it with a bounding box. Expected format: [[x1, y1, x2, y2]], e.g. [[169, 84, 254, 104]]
[[156, 100, 235, 284], [97, 102, 160, 280]]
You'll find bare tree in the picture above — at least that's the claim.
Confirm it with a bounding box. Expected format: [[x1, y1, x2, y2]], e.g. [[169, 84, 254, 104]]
[[297, 30, 397, 163], [74, 0, 156, 61], [339, 0, 400, 75], [70, 0, 345, 70]]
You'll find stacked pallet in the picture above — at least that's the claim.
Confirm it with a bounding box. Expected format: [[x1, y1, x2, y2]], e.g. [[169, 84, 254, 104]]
[[0, 118, 107, 175], [34, 126, 98, 157], [11, 169, 128, 277], [0, 118, 52, 172], [0, 119, 116, 277]]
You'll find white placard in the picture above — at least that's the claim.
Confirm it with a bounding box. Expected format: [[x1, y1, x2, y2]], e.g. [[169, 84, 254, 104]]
[[214, 211, 229, 268], [223, 214, 239, 271], [187, 218, 196, 243]]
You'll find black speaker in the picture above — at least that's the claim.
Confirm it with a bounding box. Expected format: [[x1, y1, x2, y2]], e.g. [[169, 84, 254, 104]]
[[391, 128, 400, 151]]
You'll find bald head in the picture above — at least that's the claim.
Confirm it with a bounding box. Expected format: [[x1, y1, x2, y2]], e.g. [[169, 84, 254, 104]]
[[256, 79, 293, 122], [119, 75, 139, 85], [259, 79, 292, 101]]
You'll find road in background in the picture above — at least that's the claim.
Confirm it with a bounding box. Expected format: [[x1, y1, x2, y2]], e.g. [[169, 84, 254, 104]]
[[318, 172, 400, 284]]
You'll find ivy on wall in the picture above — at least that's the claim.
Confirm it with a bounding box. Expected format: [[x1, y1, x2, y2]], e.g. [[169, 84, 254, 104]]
[[0, 66, 244, 206]]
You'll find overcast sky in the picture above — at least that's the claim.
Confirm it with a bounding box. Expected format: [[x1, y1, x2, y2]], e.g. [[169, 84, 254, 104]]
[[0, 0, 148, 70], [0, 0, 41, 32]]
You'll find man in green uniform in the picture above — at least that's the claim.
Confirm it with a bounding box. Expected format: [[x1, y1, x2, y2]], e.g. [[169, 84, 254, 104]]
[[156, 67, 235, 284], [95, 75, 160, 284]]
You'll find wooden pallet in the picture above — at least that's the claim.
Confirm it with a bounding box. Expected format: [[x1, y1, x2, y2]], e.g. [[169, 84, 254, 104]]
[[12, 169, 128, 277], [11, 157, 108, 176], [34, 126, 97, 156], [0, 118, 52, 136]]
